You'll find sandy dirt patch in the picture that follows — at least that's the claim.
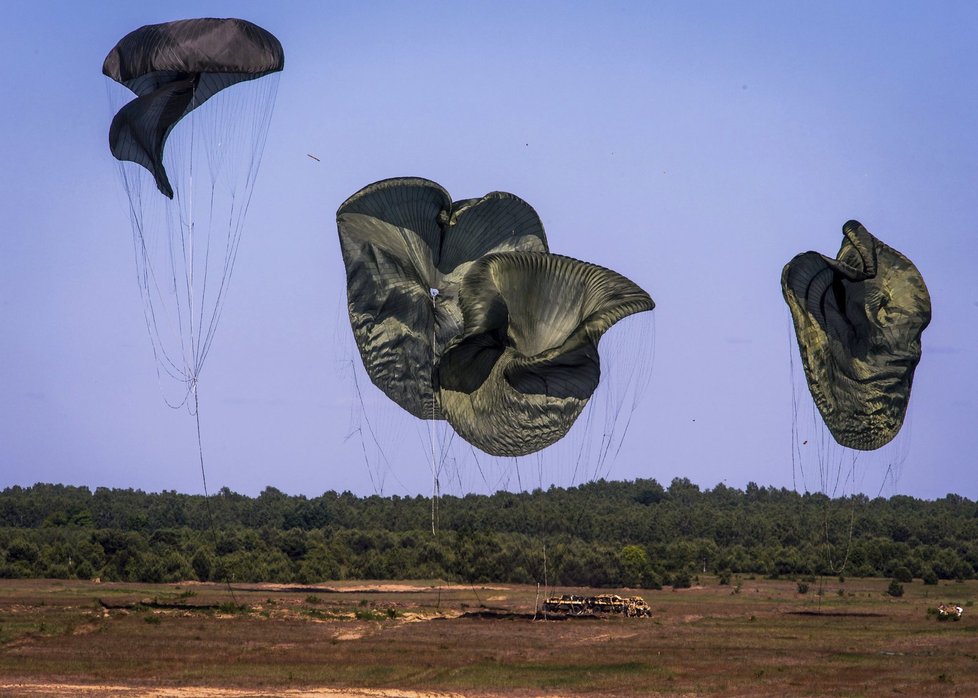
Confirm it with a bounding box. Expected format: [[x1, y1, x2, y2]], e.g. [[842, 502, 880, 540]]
[[232, 583, 506, 594], [0, 684, 469, 698]]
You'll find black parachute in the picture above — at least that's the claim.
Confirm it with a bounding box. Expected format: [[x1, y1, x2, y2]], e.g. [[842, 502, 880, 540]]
[[104, 18, 282, 408], [104, 18, 284, 198], [338, 178, 654, 458], [782, 220, 931, 451]]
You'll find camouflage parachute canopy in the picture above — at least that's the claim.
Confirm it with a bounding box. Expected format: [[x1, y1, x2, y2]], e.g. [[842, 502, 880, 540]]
[[438, 252, 654, 456], [337, 177, 549, 420], [337, 178, 654, 456], [782, 220, 931, 450]]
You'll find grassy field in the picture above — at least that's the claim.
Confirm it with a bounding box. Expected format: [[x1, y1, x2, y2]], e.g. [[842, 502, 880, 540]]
[[1, 576, 976, 696]]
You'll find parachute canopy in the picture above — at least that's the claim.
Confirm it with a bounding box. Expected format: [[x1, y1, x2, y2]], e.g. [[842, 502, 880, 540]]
[[338, 178, 654, 457], [105, 18, 282, 408], [782, 220, 931, 451], [337, 177, 549, 420], [438, 252, 654, 456], [104, 18, 284, 198]]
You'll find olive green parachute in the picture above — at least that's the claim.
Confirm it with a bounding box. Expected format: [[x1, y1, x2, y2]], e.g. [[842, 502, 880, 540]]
[[338, 178, 654, 457], [438, 252, 654, 456], [782, 220, 931, 451], [337, 178, 548, 420]]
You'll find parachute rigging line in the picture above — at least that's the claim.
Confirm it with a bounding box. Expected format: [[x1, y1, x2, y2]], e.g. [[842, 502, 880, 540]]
[[105, 20, 283, 596]]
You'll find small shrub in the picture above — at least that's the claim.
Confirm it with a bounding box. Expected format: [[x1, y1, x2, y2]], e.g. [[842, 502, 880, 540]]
[[305, 595, 322, 605], [143, 615, 161, 625], [354, 608, 386, 621], [217, 602, 248, 615], [893, 566, 913, 584], [797, 581, 809, 594], [886, 580, 904, 598]]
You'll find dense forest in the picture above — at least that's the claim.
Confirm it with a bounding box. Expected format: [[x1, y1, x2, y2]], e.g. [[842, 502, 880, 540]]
[[1, 480, 975, 588]]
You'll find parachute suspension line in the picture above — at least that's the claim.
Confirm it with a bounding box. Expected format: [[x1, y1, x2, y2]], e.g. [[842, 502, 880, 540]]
[[184, 87, 219, 593], [339, 286, 409, 498], [569, 397, 597, 486], [196, 79, 279, 375], [564, 313, 654, 487], [124, 183, 192, 403], [120, 75, 280, 411], [192, 382, 239, 604], [185, 82, 198, 391], [193, 381, 208, 499], [787, 320, 857, 578], [788, 323, 802, 492], [543, 543, 549, 598], [109, 80, 181, 395], [429, 288, 439, 535], [348, 359, 385, 495], [611, 313, 655, 471], [468, 445, 492, 493]]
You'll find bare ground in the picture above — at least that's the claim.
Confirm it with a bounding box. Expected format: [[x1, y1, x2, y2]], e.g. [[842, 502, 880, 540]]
[[1, 578, 976, 697]]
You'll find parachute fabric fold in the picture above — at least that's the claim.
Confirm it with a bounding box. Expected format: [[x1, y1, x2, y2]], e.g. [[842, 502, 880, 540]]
[[103, 18, 284, 198], [337, 178, 549, 420], [782, 220, 931, 451], [438, 252, 654, 457]]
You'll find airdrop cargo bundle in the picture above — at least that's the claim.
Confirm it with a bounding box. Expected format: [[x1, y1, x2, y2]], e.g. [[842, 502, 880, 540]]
[[541, 594, 651, 618]]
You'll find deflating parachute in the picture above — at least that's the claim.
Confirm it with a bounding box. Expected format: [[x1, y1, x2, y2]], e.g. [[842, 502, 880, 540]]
[[439, 252, 654, 456], [104, 18, 284, 198], [337, 178, 549, 420], [338, 178, 654, 458], [104, 18, 282, 413], [782, 220, 931, 451]]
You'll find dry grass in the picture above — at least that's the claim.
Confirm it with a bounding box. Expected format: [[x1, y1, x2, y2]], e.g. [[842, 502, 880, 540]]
[[1, 577, 976, 696]]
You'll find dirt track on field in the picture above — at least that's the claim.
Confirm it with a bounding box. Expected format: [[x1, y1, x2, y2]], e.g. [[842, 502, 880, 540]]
[[0, 684, 470, 698]]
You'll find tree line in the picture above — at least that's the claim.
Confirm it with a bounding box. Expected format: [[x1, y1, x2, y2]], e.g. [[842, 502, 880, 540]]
[[1, 479, 975, 587]]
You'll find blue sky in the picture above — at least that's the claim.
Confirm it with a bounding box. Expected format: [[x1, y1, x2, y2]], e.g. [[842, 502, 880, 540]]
[[1, 1, 975, 500]]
